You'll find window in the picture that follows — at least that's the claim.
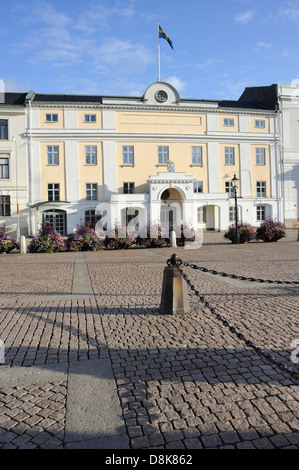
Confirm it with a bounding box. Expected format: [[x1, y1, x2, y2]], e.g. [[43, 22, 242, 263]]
[[225, 181, 235, 197], [224, 118, 234, 127], [229, 206, 239, 222], [48, 183, 60, 201], [257, 181, 266, 198], [47, 146, 59, 165], [45, 114, 58, 122], [123, 182, 135, 194], [194, 181, 203, 193], [122, 146, 134, 165], [86, 183, 97, 200], [85, 209, 101, 227], [0, 158, 9, 178], [0, 120, 8, 139], [225, 147, 235, 165], [257, 205, 266, 221], [85, 146, 97, 165], [192, 146, 202, 165], [256, 148, 265, 165], [255, 120, 265, 129], [0, 196, 10, 216], [158, 146, 169, 164], [84, 114, 96, 122]]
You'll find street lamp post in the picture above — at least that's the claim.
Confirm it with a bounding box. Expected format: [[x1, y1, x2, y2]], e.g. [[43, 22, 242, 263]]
[[231, 174, 240, 245]]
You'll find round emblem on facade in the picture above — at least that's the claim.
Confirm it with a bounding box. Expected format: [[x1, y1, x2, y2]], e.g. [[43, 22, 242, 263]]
[[155, 90, 168, 102]]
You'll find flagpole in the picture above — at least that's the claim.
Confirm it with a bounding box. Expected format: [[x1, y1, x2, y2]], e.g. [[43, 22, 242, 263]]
[[157, 21, 161, 82]]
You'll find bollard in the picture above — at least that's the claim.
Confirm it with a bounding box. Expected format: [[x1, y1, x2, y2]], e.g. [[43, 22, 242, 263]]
[[20, 235, 27, 254], [297, 228, 299, 242], [170, 230, 177, 248], [159, 254, 190, 315]]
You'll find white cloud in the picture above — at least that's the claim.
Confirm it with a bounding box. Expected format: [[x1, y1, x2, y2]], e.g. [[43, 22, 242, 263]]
[[94, 38, 154, 74], [256, 41, 272, 49], [218, 79, 257, 100], [164, 75, 187, 93], [278, 6, 299, 23], [196, 58, 217, 69], [234, 10, 255, 24]]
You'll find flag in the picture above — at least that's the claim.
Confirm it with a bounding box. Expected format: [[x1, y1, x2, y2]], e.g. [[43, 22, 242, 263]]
[[159, 25, 174, 50]]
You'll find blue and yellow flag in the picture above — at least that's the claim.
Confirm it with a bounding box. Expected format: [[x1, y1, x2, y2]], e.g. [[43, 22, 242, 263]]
[[159, 25, 174, 50]]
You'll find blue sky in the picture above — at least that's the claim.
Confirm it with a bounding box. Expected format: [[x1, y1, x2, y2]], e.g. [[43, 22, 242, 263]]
[[1, 0, 299, 100]]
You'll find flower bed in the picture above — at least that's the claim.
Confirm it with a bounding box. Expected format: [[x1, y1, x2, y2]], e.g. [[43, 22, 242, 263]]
[[256, 219, 286, 242], [224, 222, 256, 244], [0, 235, 19, 253], [28, 231, 66, 253]]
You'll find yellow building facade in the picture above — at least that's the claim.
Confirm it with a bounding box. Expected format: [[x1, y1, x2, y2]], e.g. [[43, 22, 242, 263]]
[[25, 82, 281, 236]]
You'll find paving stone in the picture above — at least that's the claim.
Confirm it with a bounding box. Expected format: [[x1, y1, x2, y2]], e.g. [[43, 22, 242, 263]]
[[1, 242, 299, 449]]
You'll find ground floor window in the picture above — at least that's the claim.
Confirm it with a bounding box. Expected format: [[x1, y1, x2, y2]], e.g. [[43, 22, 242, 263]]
[[229, 206, 240, 222], [0, 196, 10, 216], [256, 205, 266, 221], [85, 209, 101, 228]]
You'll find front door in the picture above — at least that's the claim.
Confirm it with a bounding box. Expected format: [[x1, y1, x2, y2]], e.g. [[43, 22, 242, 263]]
[[42, 210, 67, 236]]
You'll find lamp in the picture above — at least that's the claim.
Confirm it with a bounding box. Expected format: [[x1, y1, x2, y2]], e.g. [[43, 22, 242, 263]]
[[231, 174, 240, 244]]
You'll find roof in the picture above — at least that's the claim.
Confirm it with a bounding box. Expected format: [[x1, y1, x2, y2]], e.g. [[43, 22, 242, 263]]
[[33, 93, 103, 104], [238, 84, 278, 110], [0, 93, 27, 106]]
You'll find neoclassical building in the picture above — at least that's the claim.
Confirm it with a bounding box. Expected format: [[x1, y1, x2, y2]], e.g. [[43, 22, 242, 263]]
[[1, 81, 299, 237]]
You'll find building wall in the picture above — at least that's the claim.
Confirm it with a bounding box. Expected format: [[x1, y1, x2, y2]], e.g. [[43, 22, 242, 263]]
[[0, 107, 28, 236], [279, 84, 299, 226], [25, 82, 281, 236]]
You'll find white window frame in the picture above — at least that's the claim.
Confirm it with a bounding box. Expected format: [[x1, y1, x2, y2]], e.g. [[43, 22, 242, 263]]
[[122, 146, 134, 165], [192, 146, 203, 165], [255, 119, 265, 129], [85, 146, 97, 165], [256, 148, 266, 165], [45, 113, 58, 122], [47, 145, 59, 165], [257, 181, 266, 198], [224, 118, 234, 127], [123, 182, 135, 194], [225, 147, 235, 165], [158, 146, 169, 165], [84, 114, 96, 122], [86, 183, 98, 200], [193, 181, 203, 193], [256, 205, 266, 221], [48, 183, 60, 201]]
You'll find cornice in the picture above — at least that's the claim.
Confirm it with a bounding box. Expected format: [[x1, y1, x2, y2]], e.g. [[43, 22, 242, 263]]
[[28, 102, 277, 116]]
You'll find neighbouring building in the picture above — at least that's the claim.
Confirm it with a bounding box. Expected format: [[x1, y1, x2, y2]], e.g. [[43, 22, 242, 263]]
[[1, 80, 299, 238], [0, 93, 29, 236]]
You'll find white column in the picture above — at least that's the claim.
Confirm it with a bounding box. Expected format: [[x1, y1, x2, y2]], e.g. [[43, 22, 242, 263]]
[[65, 141, 79, 201], [207, 142, 220, 193], [102, 141, 117, 200], [239, 143, 252, 198]]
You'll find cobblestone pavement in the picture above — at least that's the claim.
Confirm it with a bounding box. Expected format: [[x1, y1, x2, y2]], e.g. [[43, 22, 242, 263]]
[[0, 231, 299, 449]]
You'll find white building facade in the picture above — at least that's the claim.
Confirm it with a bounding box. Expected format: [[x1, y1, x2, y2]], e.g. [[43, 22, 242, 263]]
[[4, 81, 299, 238], [0, 93, 29, 236]]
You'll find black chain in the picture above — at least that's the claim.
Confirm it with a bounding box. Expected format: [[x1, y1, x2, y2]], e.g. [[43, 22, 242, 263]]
[[167, 254, 299, 381], [181, 261, 299, 285]]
